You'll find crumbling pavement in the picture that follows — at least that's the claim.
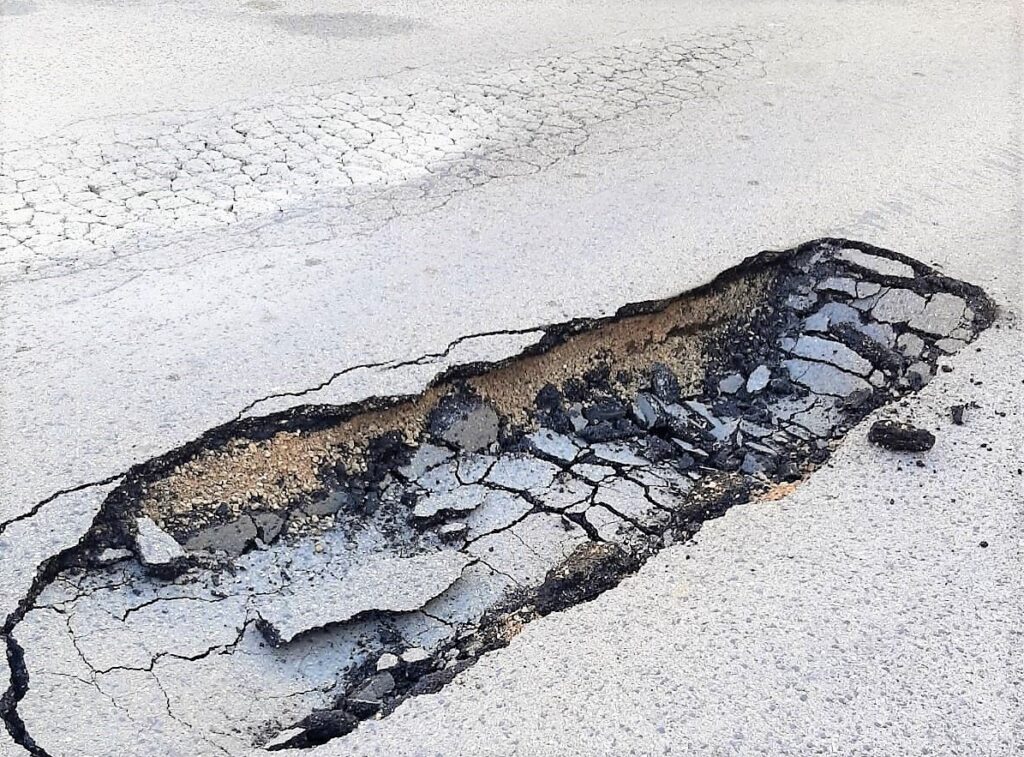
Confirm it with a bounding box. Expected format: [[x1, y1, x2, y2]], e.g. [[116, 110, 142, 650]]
[[0, 239, 994, 756]]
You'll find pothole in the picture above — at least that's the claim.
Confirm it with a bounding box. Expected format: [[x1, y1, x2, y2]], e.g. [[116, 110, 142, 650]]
[[1, 239, 994, 756]]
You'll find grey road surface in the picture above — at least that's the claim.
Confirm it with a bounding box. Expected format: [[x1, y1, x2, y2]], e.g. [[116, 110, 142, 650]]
[[0, 0, 1020, 754]]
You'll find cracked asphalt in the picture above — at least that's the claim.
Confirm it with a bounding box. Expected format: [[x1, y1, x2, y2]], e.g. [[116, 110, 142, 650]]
[[0, 0, 1021, 755]]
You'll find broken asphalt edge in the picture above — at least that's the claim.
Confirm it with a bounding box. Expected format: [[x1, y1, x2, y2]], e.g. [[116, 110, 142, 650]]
[[0, 236, 997, 755]]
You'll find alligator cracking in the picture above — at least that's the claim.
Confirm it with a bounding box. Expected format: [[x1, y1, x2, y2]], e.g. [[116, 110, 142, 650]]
[[0, 239, 995, 756]]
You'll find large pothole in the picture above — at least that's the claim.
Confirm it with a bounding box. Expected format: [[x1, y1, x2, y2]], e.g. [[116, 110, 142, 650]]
[[2, 239, 994, 756]]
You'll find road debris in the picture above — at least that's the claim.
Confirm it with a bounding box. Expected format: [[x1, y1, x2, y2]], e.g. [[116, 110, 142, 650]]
[[867, 420, 937, 452]]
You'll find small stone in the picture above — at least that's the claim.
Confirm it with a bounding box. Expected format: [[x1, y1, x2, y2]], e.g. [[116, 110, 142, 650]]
[[649, 363, 681, 403], [631, 393, 665, 429], [709, 418, 739, 443], [739, 420, 772, 438], [897, 332, 926, 358], [840, 387, 874, 410], [867, 420, 935, 451], [718, 373, 744, 394], [534, 384, 563, 412], [740, 452, 775, 476], [133, 516, 185, 569], [645, 435, 676, 462], [401, 647, 431, 664], [906, 361, 934, 390], [294, 710, 357, 743], [376, 653, 400, 672], [346, 672, 395, 717], [253, 512, 285, 543], [746, 365, 772, 393], [577, 419, 639, 443], [568, 405, 587, 433]]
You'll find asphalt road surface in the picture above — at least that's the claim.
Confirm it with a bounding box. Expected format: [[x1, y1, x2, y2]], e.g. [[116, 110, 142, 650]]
[[0, 1, 1020, 755]]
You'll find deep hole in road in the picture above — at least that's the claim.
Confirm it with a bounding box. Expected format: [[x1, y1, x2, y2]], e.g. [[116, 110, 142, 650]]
[[1, 239, 994, 756]]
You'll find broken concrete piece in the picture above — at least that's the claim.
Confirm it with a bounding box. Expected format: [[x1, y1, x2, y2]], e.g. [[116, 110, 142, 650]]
[[585, 505, 637, 544], [783, 359, 872, 397], [590, 442, 649, 466], [872, 288, 927, 323], [817, 276, 858, 296], [376, 653, 400, 672], [786, 292, 818, 312], [96, 547, 133, 565], [897, 332, 926, 358], [184, 514, 257, 556], [803, 302, 862, 332], [536, 475, 594, 511], [486, 454, 560, 492], [906, 361, 934, 389], [867, 420, 936, 451], [438, 403, 500, 452], [254, 551, 472, 645], [649, 363, 681, 403], [133, 516, 185, 568], [467, 512, 588, 586], [457, 453, 496, 483], [413, 485, 489, 520], [838, 248, 915, 278], [746, 365, 771, 393], [935, 337, 967, 354], [401, 647, 430, 664], [718, 373, 744, 394], [632, 393, 666, 429], [346, 672, 396, 716], [789, 335, 872, 376], [593, 478, 669, 530], [527, 428, 580, 462], [908, 293, 966, 336], [464, 490, 532, 540], [439, 522, 469, 541], [398, 444, 453, 480]]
